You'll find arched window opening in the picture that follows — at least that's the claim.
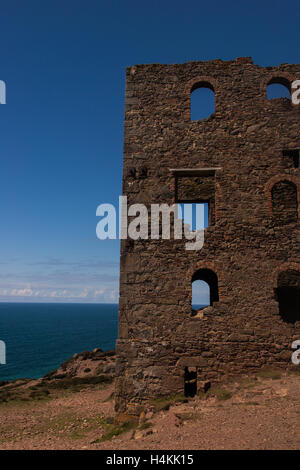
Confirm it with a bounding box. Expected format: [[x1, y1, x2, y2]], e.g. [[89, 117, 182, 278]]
[[266, 78, 291, 100], [192, 280, 209, 310], [191, 82, 215, 121], [271, 180, 298, 224], [191, 268, 219, 314], [275, 270, 300, 324]]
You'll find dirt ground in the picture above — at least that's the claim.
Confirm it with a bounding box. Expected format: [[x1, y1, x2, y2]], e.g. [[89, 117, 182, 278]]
[[0, 369, 299, 450]]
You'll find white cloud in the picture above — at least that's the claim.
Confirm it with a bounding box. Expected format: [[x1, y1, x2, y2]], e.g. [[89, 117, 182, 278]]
[[94, 288, 105, 297], [10, 287, 34, 297], [0, 256, 119, 303], [0, 283, 117, 303]]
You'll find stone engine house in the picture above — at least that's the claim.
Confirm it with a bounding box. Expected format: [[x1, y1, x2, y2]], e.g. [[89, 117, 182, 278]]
[[115, 57, 300, 415]]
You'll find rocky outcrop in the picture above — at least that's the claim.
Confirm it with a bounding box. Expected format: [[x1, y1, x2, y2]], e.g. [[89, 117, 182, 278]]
[[43, 348, 116, 380]]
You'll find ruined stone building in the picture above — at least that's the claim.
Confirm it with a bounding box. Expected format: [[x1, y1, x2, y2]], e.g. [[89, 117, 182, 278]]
[[116, 58, 300, 415]]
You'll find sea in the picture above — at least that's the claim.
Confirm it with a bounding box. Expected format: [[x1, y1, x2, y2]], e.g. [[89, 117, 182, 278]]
[[0, 302, 118, 382]]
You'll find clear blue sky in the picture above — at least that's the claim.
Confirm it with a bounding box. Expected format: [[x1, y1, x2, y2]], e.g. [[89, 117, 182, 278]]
[[0, 0, 299, 303]]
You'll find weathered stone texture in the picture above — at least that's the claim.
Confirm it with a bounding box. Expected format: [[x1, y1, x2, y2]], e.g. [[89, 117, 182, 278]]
[[272, 180, 298, 223], [116, 58, 300, 415]]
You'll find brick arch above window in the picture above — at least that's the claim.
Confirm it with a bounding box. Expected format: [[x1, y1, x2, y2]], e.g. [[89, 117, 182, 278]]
[[270, 262, 300, 288], [264, 174, 300, 219], [184, 75, 218, 95], [261, 72, 295, 101], [187, 261, 219, 280], [186, 261, 226, 300], [184, 75, 218, 121]]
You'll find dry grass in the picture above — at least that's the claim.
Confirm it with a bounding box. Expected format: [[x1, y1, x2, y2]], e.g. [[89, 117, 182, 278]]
[[256, 369, 282, 380], [207, 386, 232, 401], [150, 394, 188, 412]]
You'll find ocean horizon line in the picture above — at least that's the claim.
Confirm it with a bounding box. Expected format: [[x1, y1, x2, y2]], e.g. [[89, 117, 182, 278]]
[[0, 303, 119, 381]]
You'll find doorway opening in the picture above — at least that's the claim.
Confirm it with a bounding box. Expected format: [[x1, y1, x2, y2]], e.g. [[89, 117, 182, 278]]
[[184, 367, 197, 397]]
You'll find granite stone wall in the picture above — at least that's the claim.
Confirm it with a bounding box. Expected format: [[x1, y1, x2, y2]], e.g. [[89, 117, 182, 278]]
[[115, 57, 300, 415]]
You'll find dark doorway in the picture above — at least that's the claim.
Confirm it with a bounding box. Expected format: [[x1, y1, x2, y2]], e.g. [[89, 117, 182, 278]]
[[275, 270, 300, 324], [184, 367, 197, 397]]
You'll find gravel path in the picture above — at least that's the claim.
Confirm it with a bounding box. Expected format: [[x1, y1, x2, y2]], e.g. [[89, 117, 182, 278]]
[[0, 371, 299, 450]]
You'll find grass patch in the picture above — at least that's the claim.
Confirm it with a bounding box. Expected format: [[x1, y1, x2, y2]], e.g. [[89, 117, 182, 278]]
[[175, 412, 201, 423], [2, 378, 31, 388], [208, 386, 232, 401], [0, 374, 113, 406], [138, 420, 153, 431], [234, 377, 257, 390], [288, 369, 300, 376], [41, 374, 113, 391], [25, 412, 106, 438], [256, 369, 281, 380], [150, 394, 188, 412], [0, 387, 52, 406], [70, 431, 85, 441], [100, 420, 138, 442], [29, 389, 50, 400]]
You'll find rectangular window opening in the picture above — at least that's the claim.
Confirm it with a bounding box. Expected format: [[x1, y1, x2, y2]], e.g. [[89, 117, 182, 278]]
[[177, 202, 209, 231], [173, 170, 217, 227], [282, 149, 299, 169]]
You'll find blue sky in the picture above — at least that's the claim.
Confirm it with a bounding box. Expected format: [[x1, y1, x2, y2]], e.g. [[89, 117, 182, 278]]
[[0, 0, 299, 303]]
